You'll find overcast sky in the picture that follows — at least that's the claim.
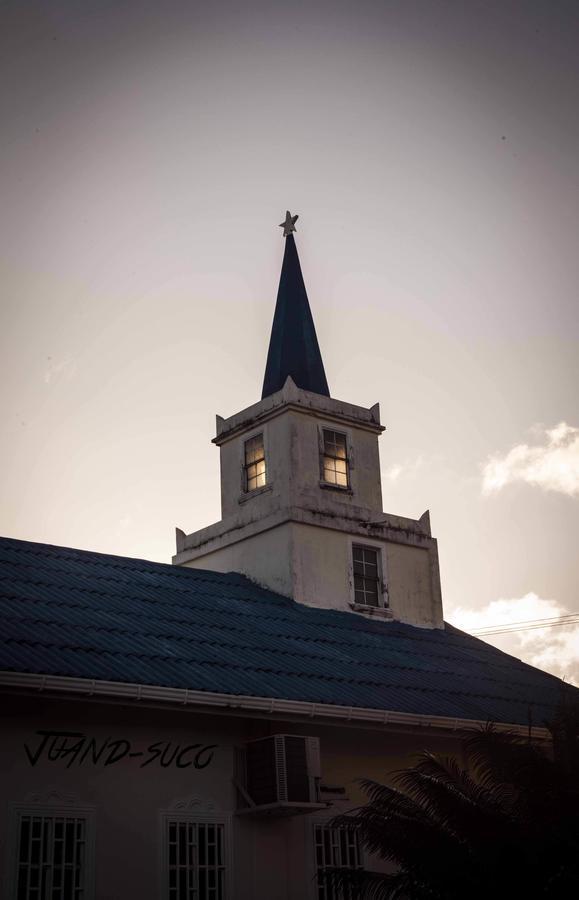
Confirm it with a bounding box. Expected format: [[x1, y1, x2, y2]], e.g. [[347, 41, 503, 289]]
[[1, 1, 578, 681]]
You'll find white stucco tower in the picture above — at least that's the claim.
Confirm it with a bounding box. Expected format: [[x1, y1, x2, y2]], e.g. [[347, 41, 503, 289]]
[[174, 219, 443, 629]]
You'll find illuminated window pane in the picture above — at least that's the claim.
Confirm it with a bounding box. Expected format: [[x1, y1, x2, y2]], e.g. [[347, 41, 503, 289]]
[[322, 430, 350, 488], [323, 466, 336, 484], [244, 434, 266, 492]]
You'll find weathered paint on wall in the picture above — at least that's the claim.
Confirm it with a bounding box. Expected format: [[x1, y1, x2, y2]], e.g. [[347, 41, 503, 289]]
[[215, 379, 384, 524], [184, 523, 294, 601], [175, 378, 444, 629], [181, 520, 440, 631], [386, 541, 443, 628]]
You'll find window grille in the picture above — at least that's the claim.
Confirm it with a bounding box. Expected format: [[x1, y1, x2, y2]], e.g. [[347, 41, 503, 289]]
[[16, 814, 87, 900], [166, 820, 226, 900], [244, 434, 266, 491], [322, 431, 349, 487], [314, 824, 362, 900], [352, 546, 380, 607]]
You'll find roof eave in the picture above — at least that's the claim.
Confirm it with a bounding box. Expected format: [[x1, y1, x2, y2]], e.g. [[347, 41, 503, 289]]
[[0, 671, 552, 741]]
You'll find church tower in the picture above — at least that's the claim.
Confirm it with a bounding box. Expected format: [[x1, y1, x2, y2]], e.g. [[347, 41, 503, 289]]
[[174, 215, 443, 629]]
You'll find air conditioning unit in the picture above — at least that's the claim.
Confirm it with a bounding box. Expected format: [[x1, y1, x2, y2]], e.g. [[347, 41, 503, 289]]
[[234, 734, 327, 817]]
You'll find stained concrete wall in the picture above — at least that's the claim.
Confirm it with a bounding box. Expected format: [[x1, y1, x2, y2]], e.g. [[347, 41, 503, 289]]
[[0, 695, 465, 900], [386, 542, 441, 628], [185, 522, 294, 600], [177, 380, 443, 629], [292, 522, 440, 625], [292, 522, 385, 611], [218, 406, 384, 524], [184, 520, 442, 629], [283, 409, 384, 514], [219, 413, 292, 521]]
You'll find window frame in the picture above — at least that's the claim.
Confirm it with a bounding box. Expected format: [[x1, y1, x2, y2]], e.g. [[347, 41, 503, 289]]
[[8, 803, 96, 900], [242, 430, 267, 494], [309, 819, 365, 900], [319, 427, 352, 491], [350, 541, 388, 611], [159, 811, 232, 900]]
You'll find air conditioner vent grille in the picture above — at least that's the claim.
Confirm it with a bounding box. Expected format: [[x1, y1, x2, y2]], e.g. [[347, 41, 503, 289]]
[[284, 735, 310, 802], [238, 734, 324, 817], [246, 737, 278, 805]]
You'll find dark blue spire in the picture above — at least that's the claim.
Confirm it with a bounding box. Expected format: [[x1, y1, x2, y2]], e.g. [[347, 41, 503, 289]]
[[261, 234, 330, 399]]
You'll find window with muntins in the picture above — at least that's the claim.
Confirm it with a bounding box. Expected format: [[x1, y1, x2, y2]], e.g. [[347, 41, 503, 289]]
[[314, 824, 362, 900], [16, 814, 87, 900], [322, 430, 349, 487], [353, 546, 381, 607], [166, 820, 226, 900], [244, 434, 266, 492]]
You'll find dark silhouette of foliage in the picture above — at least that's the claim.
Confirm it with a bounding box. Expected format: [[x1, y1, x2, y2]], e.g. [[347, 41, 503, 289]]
[[320, 707, 579, 899]]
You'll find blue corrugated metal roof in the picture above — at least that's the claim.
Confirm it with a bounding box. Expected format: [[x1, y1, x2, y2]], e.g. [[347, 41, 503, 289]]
[[0, 535, 573, 726]]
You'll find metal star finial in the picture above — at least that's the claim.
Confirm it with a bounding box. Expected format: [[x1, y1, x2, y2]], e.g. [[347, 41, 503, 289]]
[[279, 210, 298, 237]]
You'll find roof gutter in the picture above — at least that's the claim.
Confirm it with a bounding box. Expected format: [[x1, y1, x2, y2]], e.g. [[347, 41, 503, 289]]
[[0, 671, 551, 740]]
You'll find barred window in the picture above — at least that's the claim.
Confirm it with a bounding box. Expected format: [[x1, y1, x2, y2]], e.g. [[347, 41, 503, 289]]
[[16, 814, 87, 900], [322, 430, 349, 488], [314, 824, 362, 900], [244, 434, 266, 492], [353, 546, 381, 607], [166, 820, 226, 900]]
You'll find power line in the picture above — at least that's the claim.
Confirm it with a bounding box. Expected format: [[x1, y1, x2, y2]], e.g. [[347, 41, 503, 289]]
[[471, 613, 579, 637], [475, 613, 578, 630], [474, 614, 579, 633], [475, 620, 579, 636], [473, 618, 579, 636]]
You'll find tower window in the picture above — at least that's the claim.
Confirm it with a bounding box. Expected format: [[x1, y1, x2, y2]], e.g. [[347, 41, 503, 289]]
[[352, 546, 381, 607], [322, 430, 349, 487], [244, 434, 266, 492]]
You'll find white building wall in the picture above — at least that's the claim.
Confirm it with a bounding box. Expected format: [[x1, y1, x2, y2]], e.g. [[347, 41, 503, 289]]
[[0, 695, 464, 900], [217, 402, 384, 525], [386, 542, 440, 628], [184, 523, 294, 601], [182, 519, 442, 629], [176, 379, 443, 630]]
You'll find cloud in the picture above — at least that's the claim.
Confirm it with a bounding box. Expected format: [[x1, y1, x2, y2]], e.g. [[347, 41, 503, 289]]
[[449, 593, 579, 685], [384, 456, 423, 483], [44, 357, 77, 385], [482, 422, 579, 497]]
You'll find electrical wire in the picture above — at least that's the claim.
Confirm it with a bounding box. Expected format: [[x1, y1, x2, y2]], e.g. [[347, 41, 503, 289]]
[[471, 613, 579, 637]]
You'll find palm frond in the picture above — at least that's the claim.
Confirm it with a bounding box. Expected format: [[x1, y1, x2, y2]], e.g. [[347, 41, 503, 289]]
[[323, 708, 579, 898]]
